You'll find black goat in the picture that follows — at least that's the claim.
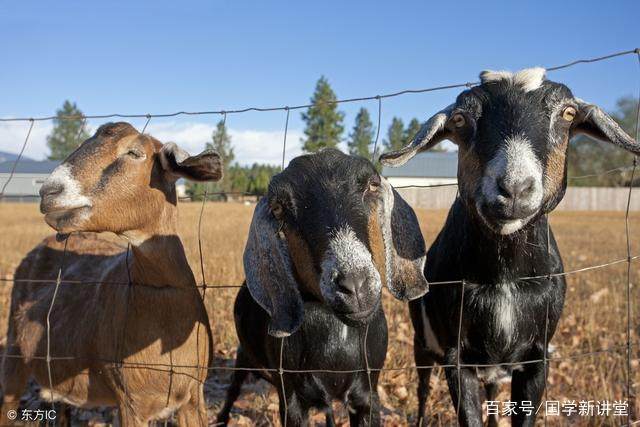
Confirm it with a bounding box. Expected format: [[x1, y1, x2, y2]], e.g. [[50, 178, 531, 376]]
[[381, 68, 640, 427], [217, 149, 429, 426]]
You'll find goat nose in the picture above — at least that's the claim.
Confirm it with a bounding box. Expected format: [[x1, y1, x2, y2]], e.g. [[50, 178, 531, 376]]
[[335, 271, 366, 296], [39, 182, 64, 198], [497, 177, 535, 201]]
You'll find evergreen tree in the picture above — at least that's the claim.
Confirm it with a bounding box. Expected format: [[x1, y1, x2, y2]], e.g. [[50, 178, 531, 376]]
[[207, 119, 235, 170], [383, 117, 404, 152], [348, 107, 374, 158], [46, 100, 90, 160], [301, 76, 345, 152]]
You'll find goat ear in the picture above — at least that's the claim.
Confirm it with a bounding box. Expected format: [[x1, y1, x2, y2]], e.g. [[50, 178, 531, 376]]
[[379, 178, 429, 300], [573, 101, 640, 154], [380, 104, 455, 167], [160, 143, 223, 182], [243, 197, 304, 337]]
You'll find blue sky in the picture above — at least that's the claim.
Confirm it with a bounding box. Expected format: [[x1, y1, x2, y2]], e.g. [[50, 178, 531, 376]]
[[1, 1, 639, 164]]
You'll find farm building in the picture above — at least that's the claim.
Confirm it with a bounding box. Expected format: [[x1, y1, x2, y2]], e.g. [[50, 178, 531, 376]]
[[381, 151, 457, 187], [0, 159, 59, 201]]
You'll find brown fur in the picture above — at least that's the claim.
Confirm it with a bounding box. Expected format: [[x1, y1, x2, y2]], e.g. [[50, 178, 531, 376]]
[[457, 145, 483, 204], [285, 229, 323, 301], [0, 123, 216, 427], [367, 212, 387, 287], [544, 136, 569, 201]]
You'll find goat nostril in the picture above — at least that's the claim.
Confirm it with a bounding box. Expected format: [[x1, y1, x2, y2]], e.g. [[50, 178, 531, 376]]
[[40, 183, 64, 198], [519, 177, 535, 196], [497, 179, 512, 199], [336, 273, 366, 296]]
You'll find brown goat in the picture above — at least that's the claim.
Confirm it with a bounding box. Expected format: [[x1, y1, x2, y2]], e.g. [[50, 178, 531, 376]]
[[0, 122, 222, 426]]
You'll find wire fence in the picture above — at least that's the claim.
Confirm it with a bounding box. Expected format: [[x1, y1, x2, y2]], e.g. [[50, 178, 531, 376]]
[[0, 47, 639, 426]]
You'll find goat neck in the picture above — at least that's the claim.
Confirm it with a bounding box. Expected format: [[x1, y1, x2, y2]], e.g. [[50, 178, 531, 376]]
[[121, 198, 196, 289]]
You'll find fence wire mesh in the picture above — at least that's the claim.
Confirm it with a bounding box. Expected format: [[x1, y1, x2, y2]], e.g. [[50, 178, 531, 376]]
[[0, 47, 639, 426]]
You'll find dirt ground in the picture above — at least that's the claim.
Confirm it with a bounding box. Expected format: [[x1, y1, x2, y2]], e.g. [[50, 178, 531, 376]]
[[0, 202, 638, 426]]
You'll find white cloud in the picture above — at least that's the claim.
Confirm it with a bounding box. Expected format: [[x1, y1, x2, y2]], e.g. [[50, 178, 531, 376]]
[[0, 120, 303, 166], [0, 121, 53, 160], [147, 122, 304, 166]]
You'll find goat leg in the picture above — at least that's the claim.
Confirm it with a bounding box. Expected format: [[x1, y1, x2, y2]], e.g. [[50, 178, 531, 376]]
[[216, 347, 250, 425], [510, 356, 546, 427], [444, 349, 483, 427]]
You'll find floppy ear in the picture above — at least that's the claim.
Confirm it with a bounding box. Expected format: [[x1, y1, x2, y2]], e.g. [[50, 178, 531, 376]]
[[160, 142, 223, 181], [574, 100, 640, 154], [243, 197, 304, 337], [380, 104, 455, 167], [378, 177, 429, 300]]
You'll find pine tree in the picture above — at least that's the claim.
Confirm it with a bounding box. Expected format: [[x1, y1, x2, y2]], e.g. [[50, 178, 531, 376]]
[[301, 76, 345, 152], [383, 117, 404, 152], [348, 107, 374, 158], [207, 119, 235, 169], [46, 100, 90, 160]]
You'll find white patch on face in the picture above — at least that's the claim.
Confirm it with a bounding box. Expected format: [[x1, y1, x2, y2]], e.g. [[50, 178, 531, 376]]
[[319, 226, 381, 303], [479, 67, 546, 92], [480, 135, 543, 234], [44, 164, 92, 209]]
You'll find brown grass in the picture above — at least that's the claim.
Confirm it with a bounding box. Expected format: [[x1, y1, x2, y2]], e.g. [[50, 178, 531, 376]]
[[0, 202, 638, 426]]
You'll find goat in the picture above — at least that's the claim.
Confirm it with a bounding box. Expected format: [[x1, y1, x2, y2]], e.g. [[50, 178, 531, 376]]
[[216, 148, 429, 426], [380, 68, 640, 427], [0, 122, 222, 427]]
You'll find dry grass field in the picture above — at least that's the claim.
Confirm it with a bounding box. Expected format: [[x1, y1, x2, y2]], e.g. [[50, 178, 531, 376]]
[[0, 201, 638, 426]]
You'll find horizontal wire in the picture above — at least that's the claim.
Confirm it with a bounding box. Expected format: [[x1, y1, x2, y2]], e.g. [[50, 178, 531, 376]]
[[1, 254, 636, 289], [3, 343, 635, 374], [0, 48, 637, 123]]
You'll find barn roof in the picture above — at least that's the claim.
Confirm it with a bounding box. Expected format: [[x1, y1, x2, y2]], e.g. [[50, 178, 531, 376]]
[[0, 160, 60, 174], [381, 151, 458, 178]]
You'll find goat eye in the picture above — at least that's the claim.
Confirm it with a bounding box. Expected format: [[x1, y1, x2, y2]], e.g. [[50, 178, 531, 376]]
[[271, 203, 284, 218], [562, 106, 577, 122], [368, 175, 381, 193], [127, 149, 144, 159], [452, 113, 466, 128]]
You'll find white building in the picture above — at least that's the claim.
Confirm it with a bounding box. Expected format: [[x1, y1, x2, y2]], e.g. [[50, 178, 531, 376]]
[[381, 151, 457, 187], [0, 160, 60, 201]]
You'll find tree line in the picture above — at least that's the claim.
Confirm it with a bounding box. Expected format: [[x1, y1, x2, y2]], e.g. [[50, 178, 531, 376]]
[[46, 82, 639, 196]]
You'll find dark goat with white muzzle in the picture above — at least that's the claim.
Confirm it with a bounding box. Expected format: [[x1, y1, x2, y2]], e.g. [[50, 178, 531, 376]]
[[217, 149, 428, 426], [381, 68, 640, 426]]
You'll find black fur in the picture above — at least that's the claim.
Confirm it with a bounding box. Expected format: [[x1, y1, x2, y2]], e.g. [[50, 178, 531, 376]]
[[217, 286, 387, 426], [411, 200, 565, 426], [218, 149, 395, 426]]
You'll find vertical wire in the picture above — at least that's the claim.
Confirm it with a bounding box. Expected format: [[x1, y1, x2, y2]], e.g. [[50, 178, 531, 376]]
[[141, 114, 151, 134], [46, 234, 70, 414], [624, 51, 640, 426], [371, 96, 382, 163], [363, 323, 373, 425], [281, 107, 290, 170], [279, 337, 288, 427], [456, 280, 465, 420], [75, 117, 87, 148], [194, 111, 226, 426], [543, 214, 551, 426], [0, 119, 34, 198]]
